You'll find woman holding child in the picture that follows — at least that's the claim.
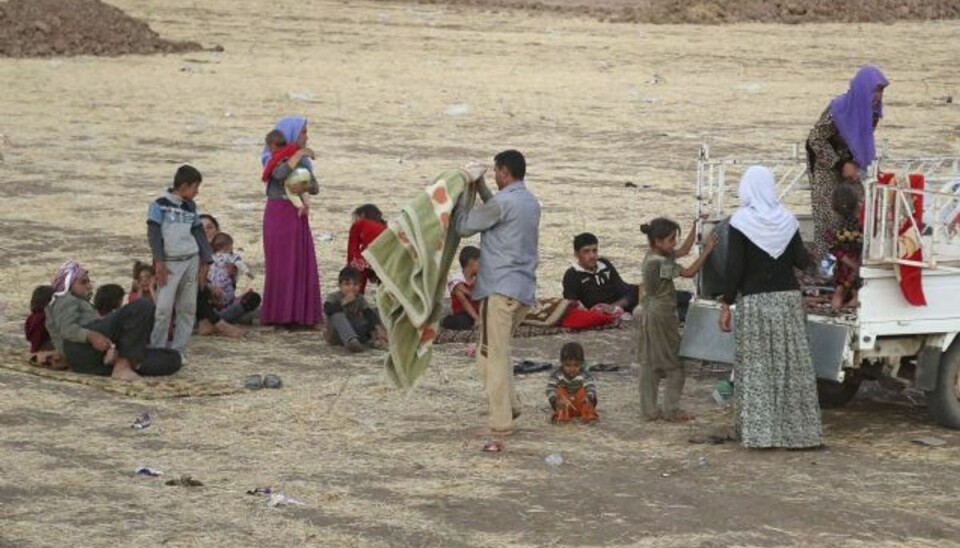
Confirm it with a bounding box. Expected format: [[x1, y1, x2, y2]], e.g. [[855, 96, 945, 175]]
[[806, 65, 888, 262], [719, 166, 822, 449], [259, 116, 322, 328]]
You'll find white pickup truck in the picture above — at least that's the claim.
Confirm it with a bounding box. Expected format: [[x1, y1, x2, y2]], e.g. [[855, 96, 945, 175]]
[[680, 146, 960, 429]]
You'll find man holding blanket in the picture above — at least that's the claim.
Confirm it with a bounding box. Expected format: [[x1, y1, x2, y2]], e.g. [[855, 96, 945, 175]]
[[454, 150, 541, 436]]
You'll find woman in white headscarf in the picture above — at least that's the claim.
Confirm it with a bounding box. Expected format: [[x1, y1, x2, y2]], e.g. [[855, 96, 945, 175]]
[[719, 166, 823, 449]]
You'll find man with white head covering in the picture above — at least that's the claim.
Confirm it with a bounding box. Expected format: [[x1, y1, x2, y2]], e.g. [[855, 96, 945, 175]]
[[718, 166, 823, 449], [46, 261, 175, 380]]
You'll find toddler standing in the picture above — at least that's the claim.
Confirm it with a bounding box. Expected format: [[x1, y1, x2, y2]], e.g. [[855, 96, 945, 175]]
[[827, 183, 864, 310], [347, 204, 388, 293]]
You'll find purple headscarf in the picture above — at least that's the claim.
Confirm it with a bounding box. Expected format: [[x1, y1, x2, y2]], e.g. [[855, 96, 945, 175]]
[[260, 116, 313, 170], [830, 65, 889, 169]]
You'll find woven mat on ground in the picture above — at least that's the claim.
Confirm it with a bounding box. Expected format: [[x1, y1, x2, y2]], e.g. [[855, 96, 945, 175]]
[[435, 319, 625, 345], [0, 348, 242, 399]]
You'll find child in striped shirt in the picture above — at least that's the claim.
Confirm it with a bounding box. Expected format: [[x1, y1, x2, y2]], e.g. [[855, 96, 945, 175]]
[[546, 342, 598, 423]]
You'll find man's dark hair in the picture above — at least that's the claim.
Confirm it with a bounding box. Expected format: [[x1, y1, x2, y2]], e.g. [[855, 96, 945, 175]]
[[199, 213, 219, 232], [30, 285, 54, 314], [560, 341, 585, 364], [173, 164, 203, 189], [338, 266, 362, 284], [494, 149, 526, 180], [573, 232, 599, 252], [640, 218, 681, 246], [458, 245, 480, 268], [93, 284, 125, 316]]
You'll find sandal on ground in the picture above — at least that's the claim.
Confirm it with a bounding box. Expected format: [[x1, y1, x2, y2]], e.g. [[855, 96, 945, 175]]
[[589, 363, 620, 373], [244, 374, 264, 390], [263, 374, 283, 389], [513, 360, 552, 375]]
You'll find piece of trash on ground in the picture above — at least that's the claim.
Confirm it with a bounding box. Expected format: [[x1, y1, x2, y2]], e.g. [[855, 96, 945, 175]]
[[315, 233, 334, 243], [444, 103, 470, 117], [912, 436, 948, 447], [132, 412, 153, 430], [135, 466, 163, 477], [482, 440, 504, 453], [247, 486, 273, 496], [165, 475, 204, 487], [268, 493, 304, 507], [287, 91, 315, 102], [545, 453, 564, 466]]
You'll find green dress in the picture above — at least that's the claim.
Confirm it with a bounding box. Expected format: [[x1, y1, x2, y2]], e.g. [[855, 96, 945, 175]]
[[637, 252, 685, 419]]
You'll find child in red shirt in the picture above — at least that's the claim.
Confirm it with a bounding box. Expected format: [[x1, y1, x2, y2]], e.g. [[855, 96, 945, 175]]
[[441, 246, 481, 330], [347, 204, 388, 293], [25, 285, 54, 359]]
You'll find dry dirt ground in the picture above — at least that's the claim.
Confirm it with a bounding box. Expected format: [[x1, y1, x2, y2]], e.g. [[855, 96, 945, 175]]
[[2, 1, 960, 546]]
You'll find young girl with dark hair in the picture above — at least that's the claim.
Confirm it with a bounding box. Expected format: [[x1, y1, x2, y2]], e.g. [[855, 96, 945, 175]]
[[637, 217, 717, 422]]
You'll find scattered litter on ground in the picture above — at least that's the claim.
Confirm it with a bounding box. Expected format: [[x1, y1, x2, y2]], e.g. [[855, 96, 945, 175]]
[[482, 440, 504, 453], [444, 103, 470, 117], [287, 91, 315, 102], [267, 493, 304, 508], [247, 486, 273, 496], [545, 453, 564, 466], [315, 233, 334, 243], [912, 436, 948, 447], [131, 411, 153, 430], [134, 466, 163, 477], [165, 475, 204, 487]]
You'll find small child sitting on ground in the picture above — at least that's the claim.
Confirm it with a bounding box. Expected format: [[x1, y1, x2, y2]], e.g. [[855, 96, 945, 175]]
[[324, 267, 387, 353], [262, 129, 311, 217], [129, 260, 156, 303], [546, 342, 599, 424], [93, 283, 125, 366], [441, 246, 481, 331], [208, 232, 261, 322], [827, 183, 864, 310], [347, 204, 388, 293], [25, 285, 55, 364]]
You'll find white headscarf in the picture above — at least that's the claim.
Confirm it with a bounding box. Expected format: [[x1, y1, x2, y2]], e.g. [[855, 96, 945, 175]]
[[730, 166, 799, 259]]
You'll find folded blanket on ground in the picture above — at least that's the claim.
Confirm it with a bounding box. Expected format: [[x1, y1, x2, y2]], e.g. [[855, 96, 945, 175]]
[[521, 298, 574, 327], [363, 169, 475, 389]]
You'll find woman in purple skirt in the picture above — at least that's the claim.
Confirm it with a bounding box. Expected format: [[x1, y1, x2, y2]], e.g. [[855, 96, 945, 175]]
[[259, 116, 322, 328]]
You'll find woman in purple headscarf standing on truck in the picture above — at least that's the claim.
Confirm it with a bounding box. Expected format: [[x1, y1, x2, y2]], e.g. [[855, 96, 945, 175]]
[[260, 116, 322, 328], [806, 65, 889, 262]]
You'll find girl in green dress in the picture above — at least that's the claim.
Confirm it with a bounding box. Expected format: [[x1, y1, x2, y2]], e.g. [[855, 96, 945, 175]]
[[638, 218, 717, 421]]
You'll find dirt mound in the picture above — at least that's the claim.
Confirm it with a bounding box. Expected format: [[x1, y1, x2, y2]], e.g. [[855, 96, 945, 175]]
[[400, 0, 960, 23], [0, 0, 205, 57]]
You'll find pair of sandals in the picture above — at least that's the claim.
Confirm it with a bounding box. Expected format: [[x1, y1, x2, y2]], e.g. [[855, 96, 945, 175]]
[[512, 360, 621, 376], [244, 374, 283, 390]]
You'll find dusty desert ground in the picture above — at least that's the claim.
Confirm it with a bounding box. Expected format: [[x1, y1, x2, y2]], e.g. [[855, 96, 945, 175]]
[[2, 1, 960, 546]]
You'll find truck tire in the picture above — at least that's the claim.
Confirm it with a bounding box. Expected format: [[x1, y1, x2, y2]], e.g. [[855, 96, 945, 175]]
[[816, 377, 861, 408], [926, 342, 960, 429]]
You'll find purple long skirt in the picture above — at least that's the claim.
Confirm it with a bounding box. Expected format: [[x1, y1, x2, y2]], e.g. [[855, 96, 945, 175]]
[[261, 199, 322, 326]]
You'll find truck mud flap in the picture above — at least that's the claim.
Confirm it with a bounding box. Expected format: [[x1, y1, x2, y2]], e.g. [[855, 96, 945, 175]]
[[680, 303, 849, 382]]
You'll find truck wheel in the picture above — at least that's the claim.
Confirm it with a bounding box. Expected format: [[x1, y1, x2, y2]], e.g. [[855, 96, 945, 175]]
[[926, 345, 960, 429], [817, 377, 861, 408]]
